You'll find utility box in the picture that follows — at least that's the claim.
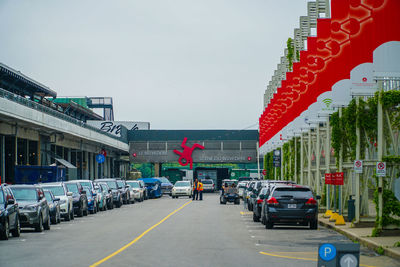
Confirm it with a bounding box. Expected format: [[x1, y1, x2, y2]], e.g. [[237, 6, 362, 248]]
[[14, 165, 67, 184]]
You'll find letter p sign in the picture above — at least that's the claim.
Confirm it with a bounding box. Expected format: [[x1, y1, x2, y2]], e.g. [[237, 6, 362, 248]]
[[319, 243, 336, 262]]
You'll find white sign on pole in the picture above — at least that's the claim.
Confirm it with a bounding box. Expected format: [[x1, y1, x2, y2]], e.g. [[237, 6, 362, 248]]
[[376, 162, 386, 177], [354, 160, 363, 174]]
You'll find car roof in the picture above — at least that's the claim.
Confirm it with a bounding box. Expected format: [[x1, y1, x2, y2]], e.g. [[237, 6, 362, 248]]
[[9, 184, 38, 188], [94, 178, 117, 181], [40, 182, 64, 186], [139, 178, 160, 183]]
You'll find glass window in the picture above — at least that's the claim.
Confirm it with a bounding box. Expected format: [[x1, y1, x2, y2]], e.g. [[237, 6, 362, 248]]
[[65, 183, 79, 193], [117, 181, 124, 187], [202, 180, 213, 184], [106, 181, 117, 189], [44, 191, 53, 201], [127, 182, 140, 188], [80, 182, 92, 189], [11, 188, 38, 201], [42, 186, 65, 196], [272, 188, 313, 199], [174, 181, 190, 187], [0, 190, 4, 204]]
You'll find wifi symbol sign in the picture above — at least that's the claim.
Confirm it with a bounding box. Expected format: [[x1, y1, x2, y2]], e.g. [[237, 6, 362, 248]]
[[323, 98, 333, 107]]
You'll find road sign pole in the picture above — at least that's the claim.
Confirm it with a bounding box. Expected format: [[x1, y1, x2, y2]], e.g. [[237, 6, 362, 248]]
[[257, 142, 261, 180], [355, 96, 361, 223], [339, 107, 343, 215], [377, 80, 383, 229]]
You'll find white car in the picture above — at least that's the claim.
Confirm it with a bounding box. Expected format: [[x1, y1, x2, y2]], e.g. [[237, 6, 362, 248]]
[[171, 181, 192, 198], [126, 181, 144, 202], [238, 181, 248, 198], [41, 182, 74, 221]]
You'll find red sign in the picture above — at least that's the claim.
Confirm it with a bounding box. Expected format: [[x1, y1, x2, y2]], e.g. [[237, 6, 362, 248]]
[[100, 149, 107, 157], [247, 156, 252, 161], [132, 153, 137, 157], [173, 137, 205, 170], [334, 172, 344, 185], [325, 173, 332, 185], [262, 169, 267, 176]]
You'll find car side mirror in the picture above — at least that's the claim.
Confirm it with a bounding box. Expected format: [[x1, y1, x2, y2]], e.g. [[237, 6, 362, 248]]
[[54, 198, 60, 202], [67, 192, 73, 197], [125, 185, 129, 188], [82, 190, 86, 194], [118, 187, 122, 189], [316, 195, 321, 200], [7, 199, 15, 205]]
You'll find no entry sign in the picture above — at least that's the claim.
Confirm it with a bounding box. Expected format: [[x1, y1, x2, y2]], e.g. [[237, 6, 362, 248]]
[[354, 160, 363, 174], [376, 162, 386, 177]]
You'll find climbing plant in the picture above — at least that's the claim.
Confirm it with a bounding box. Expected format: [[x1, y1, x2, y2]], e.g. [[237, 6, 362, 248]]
[[286, 38, 294, 71]]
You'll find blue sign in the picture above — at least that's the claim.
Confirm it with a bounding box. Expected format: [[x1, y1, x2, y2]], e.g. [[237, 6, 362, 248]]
[[96, 154, 105, 164], [319, 243, 336, 262]]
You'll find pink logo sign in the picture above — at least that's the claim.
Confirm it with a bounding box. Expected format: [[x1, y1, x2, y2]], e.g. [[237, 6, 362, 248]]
[[173, 137, 204, 169], [362, 77, 367, 82]]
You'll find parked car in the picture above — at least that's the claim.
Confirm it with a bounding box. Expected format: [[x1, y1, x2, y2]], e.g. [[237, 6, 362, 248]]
[[158, 177, 173, 195], [95, 179, 122, 208], [126, 181, 144, 202], [138, 180, 149, 200], [9, 185, 51, 232], [43, 190, 61, 224], [252, 187, 269, 222], [116, 179, 131, 204], [98, 182, 114, 209], [171, 181, 192, 198], [262, 185, 320, 229], [248, 180, 268, 211], [138, 178, 162, 199], [64, 181, 88, 217], [0, 185, 20, 240], [94, 183, 107, 211], [70, 180, 98, 212], [220, 183, 240, 205], [243, 181, 256, 207], [201, 179, 215, 192], [41, 182, 74, 221], [237, 181, 248, 198], [83, 186, 97, 214]]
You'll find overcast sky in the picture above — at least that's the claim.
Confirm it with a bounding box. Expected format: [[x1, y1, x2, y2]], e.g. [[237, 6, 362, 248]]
[[0, 0, 308, 130]]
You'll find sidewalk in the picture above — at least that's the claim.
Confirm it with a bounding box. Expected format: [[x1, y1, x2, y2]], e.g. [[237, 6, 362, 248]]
[[318, 214, 400, 261]]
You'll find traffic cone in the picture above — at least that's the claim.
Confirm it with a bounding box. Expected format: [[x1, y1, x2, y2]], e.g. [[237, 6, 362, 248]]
[[324, 209, 333, 218], [329, 212, 339, 222], [335, 215, 346, 225]]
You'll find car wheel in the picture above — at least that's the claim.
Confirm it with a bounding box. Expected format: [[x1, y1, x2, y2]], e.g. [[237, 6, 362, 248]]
[[253, 213, 260, 222], [94, 204, 97, 214], [70, 209, 74, 220], [44, 213, 51, 230], [310, 220, 318, 230], [51, 214, 56, 224], [11, 217, 20, 237], [265, 220, 273, 229], [261, 215, 266, 225], [83, 206, 88, 216], [248, 203, 253, 211], [234, 199, 240, 205], [35, 215, 43, 232], [0, 219, 9, 240]]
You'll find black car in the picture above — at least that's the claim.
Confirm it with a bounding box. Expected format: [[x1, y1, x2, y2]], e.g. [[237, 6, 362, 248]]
[[9, 185, 51, 232], [64, 182, 88, 217], [0, 185, 20, 240], [252, 187, 269, 222], [247, 180, 268, 211], [95, 179, 122, 208], [263, 185, 320, 229], [116, 179, 131, 204], [43, 190, 61, 224]]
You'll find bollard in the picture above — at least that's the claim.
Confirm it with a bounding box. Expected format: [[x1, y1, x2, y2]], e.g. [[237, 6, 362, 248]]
[[348, 196, 355, 222]]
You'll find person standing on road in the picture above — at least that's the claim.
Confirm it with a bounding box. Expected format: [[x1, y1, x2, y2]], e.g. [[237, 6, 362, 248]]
[[192, 178, 199, 200], [198, 180, 203, 201]]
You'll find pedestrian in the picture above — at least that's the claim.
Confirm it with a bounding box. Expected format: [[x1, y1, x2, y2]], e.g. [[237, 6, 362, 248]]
[[192, 178, 199, 200], [198, 180, 203, 200]]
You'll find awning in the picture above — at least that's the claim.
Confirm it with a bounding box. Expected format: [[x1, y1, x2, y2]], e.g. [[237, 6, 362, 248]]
[[55, 158, 77, 169]]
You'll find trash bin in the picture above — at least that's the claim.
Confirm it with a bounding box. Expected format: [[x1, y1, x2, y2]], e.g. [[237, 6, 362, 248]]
[[347, 196, 355, 222]]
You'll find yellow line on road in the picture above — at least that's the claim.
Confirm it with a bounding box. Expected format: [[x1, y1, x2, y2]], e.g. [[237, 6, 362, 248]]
[[90, 200, 192, 267], [259, 251, 375, 267], [240, 211, 252, 215]]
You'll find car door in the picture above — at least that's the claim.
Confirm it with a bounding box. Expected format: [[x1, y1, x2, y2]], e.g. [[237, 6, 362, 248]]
[[5, 188, 16, 228], [38, 188, 49, 221]]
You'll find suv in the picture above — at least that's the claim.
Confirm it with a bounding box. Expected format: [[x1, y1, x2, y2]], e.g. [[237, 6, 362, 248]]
[[41, 182, 74, 221], [9, 185, 51, 232], [263, 185, 320, 229], [201, 179, 215, 192], [64, 181, 88, 217], [252, 187, 269, 222], [116, 179, 131, 204], [0, 185, 20, 240], [126, 181, 144, 202], [95, 179, 122, 208]]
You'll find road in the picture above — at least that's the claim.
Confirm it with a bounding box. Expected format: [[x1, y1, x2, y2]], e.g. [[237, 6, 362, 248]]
[[1, 194, 398, 267]]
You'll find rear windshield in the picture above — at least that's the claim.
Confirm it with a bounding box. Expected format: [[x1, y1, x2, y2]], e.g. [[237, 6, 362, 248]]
[[175, 181, 190, 187], [44, 191, 53, 201], [117, 181, 124, 187], [202, 180, 213, 184], [65, 184, 79, 193], [273, 188, 312, 199], [11, 188, 38, 201], [80, 182, 92, 189], [42, 186, 65, 196]]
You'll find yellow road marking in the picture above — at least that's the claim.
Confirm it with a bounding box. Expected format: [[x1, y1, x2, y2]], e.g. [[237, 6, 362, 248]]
[[240, 211, 252, 215], [259, 251, 376, 267], [90, 201, 192, 267]]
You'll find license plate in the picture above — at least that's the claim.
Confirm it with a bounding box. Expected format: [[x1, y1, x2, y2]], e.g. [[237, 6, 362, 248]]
[[288, 204, 296, 209]]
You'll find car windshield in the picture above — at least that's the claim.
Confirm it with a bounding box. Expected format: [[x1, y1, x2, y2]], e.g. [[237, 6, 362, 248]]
[[0, 190, 4, 204], [44, 191, 53, 201], [42, 186, 65, 196], [65, 184, 79, 193], [175, 181, 190, 187], [238, 182, 247, 188], [106, 181, 117, 189], [117, 181, 124, 187], [11, 188, 38, 201], [273, 188, 313, 199], [127, 182, 140, 188], [80, 182, 92, 189], [202, 180, 212, 184], [145, 182, 155, 186]]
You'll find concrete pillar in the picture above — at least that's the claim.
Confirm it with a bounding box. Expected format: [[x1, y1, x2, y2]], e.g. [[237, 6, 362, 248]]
[[355, 97, 361, 223], [84, 151, 89, 179], [294, 137, 297, 183], [1, 136, 5, 182], [300, 132, 304, 185], [95, 155, 98, 179], [308, 130, 312, 187], [154, 163, 161, 177], [89, 152, 93, 180], [339, 108, 343, 215], [316, 124, 321, 196], [326, 118, 331, 210]]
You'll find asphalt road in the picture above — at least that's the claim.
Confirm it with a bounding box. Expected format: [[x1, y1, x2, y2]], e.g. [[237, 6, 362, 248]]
[[1, 194, 398, 267]]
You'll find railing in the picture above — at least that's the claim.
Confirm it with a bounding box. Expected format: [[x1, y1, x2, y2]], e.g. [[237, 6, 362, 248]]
[[0, 87, 127, 143]]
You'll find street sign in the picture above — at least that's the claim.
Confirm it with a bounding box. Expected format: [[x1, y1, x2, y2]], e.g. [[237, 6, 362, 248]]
[[96, 154, 105, 164], [376, 162, 386, 177], [319, 243, 336, 262], [318, 243, 360, 267], [262, 169, 267, 176], [354, 160, 363, 173], [273, 150, 281, 167], [340, 254, 358, 267], [335, 172, 344, 185], [325, 173, 332, 185]]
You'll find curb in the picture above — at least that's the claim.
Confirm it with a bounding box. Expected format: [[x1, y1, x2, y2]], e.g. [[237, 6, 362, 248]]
[[318, 219, 400, 261]]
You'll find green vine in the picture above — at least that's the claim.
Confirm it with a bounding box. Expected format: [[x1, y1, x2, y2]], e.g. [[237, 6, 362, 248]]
[[383, 155, 400, 165], [286, 38, 294, 71]]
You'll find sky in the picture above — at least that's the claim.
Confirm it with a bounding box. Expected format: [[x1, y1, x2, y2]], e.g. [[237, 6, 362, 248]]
[[0, 0, 308, 130]]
